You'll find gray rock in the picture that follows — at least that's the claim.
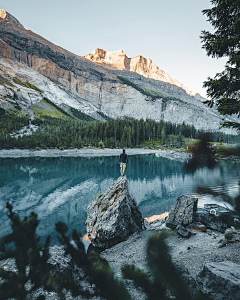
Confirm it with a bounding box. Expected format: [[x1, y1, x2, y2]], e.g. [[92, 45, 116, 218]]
[[231, 233, 240, 243], [176, 225, 192, 238], [166, 195, 198, 228], [146, 218, 165, 231], [197, 261, 240, 300], [195, 212, 227, 233], [86, 176, 145, 248]]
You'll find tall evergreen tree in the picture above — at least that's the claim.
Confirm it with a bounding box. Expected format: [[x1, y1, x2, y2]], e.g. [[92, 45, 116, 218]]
[[161, 127, 166, 145], [201, 0, 240, 129]]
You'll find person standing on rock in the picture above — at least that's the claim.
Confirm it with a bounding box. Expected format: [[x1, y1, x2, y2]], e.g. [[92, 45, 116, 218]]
[[119, 149, 128, 176]]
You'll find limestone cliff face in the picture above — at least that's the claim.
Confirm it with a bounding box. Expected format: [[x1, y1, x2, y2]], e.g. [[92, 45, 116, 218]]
[[0, 10, 236, 131], [85, 48, 197, 97]]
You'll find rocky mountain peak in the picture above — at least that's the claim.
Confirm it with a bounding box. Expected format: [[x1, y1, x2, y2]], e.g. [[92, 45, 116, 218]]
[[85, 48, 128, 70], [0, 9, 24, 29], [85, 48, 197, 97]]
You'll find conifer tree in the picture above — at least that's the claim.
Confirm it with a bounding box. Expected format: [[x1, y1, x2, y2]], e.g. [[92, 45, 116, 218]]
[[201, 0, 240, 129], [0, 203, 54, 300]]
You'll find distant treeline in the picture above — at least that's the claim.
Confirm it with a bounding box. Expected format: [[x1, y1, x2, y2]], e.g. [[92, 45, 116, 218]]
[[0, 109, 238, 149]]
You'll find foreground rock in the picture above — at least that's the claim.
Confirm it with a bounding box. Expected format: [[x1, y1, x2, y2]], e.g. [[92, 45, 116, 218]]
[[86, 176, 145, 248], [197, 261, 240, 300], [166, 195, 198, 228], [176, 224, 192, 238], [195, 211, 227, 233]]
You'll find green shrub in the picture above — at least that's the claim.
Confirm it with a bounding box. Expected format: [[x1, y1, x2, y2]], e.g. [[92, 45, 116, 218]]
[[13, 78, 43, 93]]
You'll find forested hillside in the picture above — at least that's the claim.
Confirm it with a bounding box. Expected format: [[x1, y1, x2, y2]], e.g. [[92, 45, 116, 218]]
[[0, 108, 237, 150]]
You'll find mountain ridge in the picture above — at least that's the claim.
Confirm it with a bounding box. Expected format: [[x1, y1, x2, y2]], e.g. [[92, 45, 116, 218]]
[[0, 9, 237, 132], [0, 9, 24, 29], [85, 48, 198, 98]]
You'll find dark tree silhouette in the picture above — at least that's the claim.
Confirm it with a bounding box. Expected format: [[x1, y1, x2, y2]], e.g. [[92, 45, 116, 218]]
[[201, 0, 240, 129], [0, 203, 54, 300]]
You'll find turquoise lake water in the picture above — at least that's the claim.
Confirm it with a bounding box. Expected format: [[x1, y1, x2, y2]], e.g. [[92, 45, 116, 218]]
[[0, 155, 239, 242]]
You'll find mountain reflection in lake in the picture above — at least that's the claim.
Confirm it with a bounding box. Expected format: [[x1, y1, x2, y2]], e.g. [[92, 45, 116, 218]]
[[0, 155, 239, 242]]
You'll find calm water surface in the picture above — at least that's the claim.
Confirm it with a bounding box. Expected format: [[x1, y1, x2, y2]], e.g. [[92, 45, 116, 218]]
[[0, 155, 239, 241]]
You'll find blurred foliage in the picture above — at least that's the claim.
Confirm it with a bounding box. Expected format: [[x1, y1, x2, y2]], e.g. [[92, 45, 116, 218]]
[[0, 204, 131, 300], [55, 221, 132, 300], [0, 203, 54, 300], [122, 231, 209, 300], [185, 133, 217, 172], [214, 144, 240, 158]]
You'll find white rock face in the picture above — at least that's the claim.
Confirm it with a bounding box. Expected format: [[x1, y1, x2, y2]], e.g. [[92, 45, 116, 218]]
[[0, 58, 105, 120]]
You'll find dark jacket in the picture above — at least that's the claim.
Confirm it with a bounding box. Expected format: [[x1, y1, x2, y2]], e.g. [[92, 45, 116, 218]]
[[119, 153, 128, 164]]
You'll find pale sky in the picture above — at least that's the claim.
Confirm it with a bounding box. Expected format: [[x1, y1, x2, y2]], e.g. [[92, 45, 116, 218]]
[[2, 0, 227, 98]]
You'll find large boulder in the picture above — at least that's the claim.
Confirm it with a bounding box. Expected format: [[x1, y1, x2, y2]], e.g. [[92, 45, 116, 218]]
[[86, 176, 145, 248], [166, 195, 198, 228], [197, 261, 240, 300]]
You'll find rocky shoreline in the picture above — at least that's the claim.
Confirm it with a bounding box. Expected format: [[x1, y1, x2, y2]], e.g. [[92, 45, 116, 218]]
[[0, 148, 189, 159], [0, 148, 155, 158], [88, 178, 240, 300], [100, 227, 240, 300]]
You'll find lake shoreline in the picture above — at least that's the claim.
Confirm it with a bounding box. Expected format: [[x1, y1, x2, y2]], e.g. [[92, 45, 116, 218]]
[[1, 148, 239, 162], [0, 148, 186, 158]]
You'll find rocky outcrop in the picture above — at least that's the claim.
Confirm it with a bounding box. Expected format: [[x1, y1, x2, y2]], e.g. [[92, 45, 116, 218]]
[[0, 9, 24, 29], [197, 261, 240, 300], [86, 176, 145, 248], [166, 195, 198, 228]]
